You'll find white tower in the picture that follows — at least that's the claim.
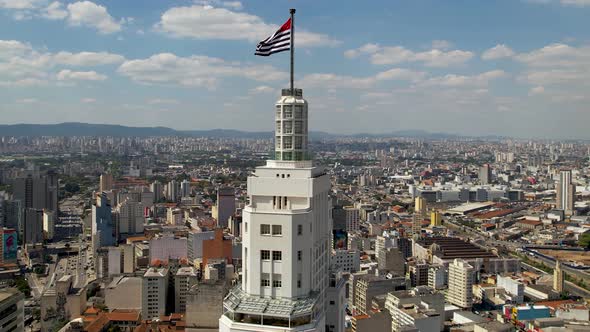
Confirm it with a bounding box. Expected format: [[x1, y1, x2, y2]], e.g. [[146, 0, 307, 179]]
[[220, 88, 333, 331]]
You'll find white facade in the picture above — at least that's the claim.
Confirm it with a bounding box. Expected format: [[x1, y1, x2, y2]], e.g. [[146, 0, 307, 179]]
[[446, 259, 475, 308], [142, 267, 168, 319], [115, 199, 144, 238], [175, 267, 198, 313], [149, 235, 187, 263], [331, 249, 360, 273], [220, 88, 334, 332], [42, 210, 54, 240]]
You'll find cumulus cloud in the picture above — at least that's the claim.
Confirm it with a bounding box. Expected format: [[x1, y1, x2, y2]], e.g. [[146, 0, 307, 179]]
[[481, 44, 515, 60], [418, 70, 507, 87], [147, 98, 179, 105], [344, 43, 474, 67], [0, 1, 124, 34], [57, 69, 107, 81], [249, 85, 274, 94], [302, 68, 427, 89], [66, 1, 121, 34], [529, 86, 545, 95], [117, 53, 287, 87], [52, 51, 125, 66], [81, 97, 96, 103], [155, 5, 339, 47], [42, 1, 67, 20]]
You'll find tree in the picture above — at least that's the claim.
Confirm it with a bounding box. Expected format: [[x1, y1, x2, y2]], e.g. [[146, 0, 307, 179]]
[[579, 233, 590, 248]]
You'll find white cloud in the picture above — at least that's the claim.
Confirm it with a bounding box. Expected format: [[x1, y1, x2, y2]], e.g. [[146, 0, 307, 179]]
[[155, 5, 339, 47], [147, 98, 179, 105], [302, 68, 425, 90], [0, 0, 43, 9], [57, 69, 107, 81], [66, 1, 121, 34], [42, 1, 67, 20], [419, 70, 507, 87], [481, 44, 515, 60], [16, 98, 39, 103], [0, 40, 31, 58], [81, 98, 96, 103], [52, 51, 125, 66], [345, 43, 474, 67], [222, 1, 242, 10], [117, 53, 287, 87], [529, 86, 545, 95], [432, 40, 453, 50], [560, 0, 590, 6], [515, 43, 590, 67], [249, 85, 274, 94]]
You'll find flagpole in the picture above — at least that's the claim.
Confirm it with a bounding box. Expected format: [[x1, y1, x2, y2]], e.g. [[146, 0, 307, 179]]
[[290, 8, 295, 96]]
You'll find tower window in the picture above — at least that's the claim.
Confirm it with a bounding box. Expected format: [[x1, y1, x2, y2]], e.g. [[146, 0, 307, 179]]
[[276, 122, 281, 134], [295, 136, 303, 149], [272, 251, 282, 261], [261, 273, 270, 287], [297, 224, 303, 235], [261, 250, 270, 260], [283, 136, 292, 149], [294, 121, 303, 134], [283, 121, 293, 134], [273, 274, 282, 288], [272, 224, 282, 236], [275, 106, 281, 118], [297, 250, 302, 261], [297, 273, 302, 288], [284, 106, 292, 118], [260, 224, 271, 235], [294, 106, 303, 119]]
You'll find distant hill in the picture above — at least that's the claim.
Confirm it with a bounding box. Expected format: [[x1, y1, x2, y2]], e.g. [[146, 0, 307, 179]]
[[0, 122, 477, 139]]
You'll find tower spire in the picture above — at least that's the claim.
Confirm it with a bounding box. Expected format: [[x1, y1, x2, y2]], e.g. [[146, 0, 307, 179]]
[[290, 8, 295, 95]]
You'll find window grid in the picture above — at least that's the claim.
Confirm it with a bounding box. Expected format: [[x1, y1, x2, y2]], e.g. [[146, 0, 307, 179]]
[[261, 250, 270, 260], [272, 250, 282, 261]]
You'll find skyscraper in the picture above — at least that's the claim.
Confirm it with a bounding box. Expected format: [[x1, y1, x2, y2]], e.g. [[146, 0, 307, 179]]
[[215, 187, 235, 229], [114, 198, 145, 240], [553, 260, 564, 293], [166, 180, 178, 202], [412, 197, 426, 237], [479, 164, 491, 185], [99, 173, 113, 192], [220, 88, 334, 331], [13, 172, 58, 238], [446, 259, 475, 309], [556, 170, 575, 215], [181, 179, 191, 198], [92, 192, 115, 251], [24, 208, 43, 244]]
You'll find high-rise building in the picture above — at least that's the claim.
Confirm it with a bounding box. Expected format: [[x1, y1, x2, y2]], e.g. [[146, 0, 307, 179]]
[[181, 180, 191, 198], [344, 206, 360, 232], [0, 288, 25, 332], [12, 172, 58, 237], [92, 192, 115, 251], [220, 88, 335, 331], [42, 210, 55, 241], [175, 267, 198, 313], [446, 259, 475, 308], [115, 198, 144, 239], [24, 208, 43, 244], [151, 181, 163, 203], [166, 180, 178, 202], [216, 187, 235, 229], [430, 211, 442, 227], [142, 267, 169, 319], [479, 164, 492, 185], [412, 197, 426, 237], [556, 170, 575, 215], [99, 173, 114, 192], [554, 260, 564, 293]]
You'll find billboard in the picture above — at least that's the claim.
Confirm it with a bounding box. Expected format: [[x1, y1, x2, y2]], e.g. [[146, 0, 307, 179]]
[[333, 229, 348, 250], [3, 229, 17, 261]]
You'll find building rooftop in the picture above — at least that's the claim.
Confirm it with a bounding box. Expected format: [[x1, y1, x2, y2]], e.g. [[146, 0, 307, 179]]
[[417, 237, 497, 260], [223, 284, 319, 318]]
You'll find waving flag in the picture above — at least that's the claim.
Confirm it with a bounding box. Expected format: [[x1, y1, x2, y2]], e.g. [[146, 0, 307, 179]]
[[255, 18, 292, 56]]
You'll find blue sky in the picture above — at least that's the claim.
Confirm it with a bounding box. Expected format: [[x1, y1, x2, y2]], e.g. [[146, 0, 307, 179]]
[[0, 0, 589, 138]]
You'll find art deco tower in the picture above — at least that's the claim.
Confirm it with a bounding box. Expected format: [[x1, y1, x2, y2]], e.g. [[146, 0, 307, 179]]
[[220, 88, 333, 331]]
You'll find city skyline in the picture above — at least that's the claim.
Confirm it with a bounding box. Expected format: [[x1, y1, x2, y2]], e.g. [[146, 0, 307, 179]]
[[1, 0, 590, 138]]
